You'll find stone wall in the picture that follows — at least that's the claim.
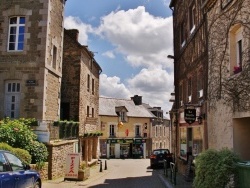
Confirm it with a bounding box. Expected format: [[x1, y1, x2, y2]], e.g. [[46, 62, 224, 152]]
[[46, 140, 78, 180]]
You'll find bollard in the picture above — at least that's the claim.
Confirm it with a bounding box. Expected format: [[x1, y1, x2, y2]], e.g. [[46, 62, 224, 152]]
[[104, 160, 107, 170], [99, 161, 103, 172]]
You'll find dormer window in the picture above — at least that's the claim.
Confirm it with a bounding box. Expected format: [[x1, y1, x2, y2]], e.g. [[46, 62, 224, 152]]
[[115, 106, 128, 122]]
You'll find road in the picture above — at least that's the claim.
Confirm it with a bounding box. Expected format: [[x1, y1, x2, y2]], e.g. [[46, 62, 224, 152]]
[[86, 159, 166, 188], [43, 159, 167, 188]]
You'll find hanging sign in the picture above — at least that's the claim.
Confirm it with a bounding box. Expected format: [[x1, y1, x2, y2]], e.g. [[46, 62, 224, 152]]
[[184, 109, 196, 124]]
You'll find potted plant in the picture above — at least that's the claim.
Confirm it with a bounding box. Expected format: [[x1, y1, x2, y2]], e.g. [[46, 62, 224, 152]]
[[78, 161, 90, 181], [233, 66, 242, 74]]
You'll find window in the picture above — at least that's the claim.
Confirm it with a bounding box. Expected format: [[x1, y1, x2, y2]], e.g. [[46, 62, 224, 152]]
[[4, 152, 23, 171], [8, 17, 25, 51], [188, 78, 192, 102], [119, 111, 127, 122], [92, 78, 94, 95], [179, 83, 183, 106], [189, 2, 196, 33], [110, 124, 115, 136], [155, 126, 158, 137], [92, 108, 94, 118], [197, 71, 203, 98], [221, 0, 232, 9], [180, 21, 186, 47], [87, 106, 90, 117], [5, 82, 20, 118], [135, 125, 141, 136], [87, 74, 90, 92], [237, 39, 242, 68], [52, 45, 57, 69], [229, 25, 243, 74], [0, 153, 7, 172]]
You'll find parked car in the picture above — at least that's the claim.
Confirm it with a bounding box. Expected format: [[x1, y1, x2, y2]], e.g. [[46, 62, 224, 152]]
[[150, 149, 173, 168], [0, 150, 41, 188]]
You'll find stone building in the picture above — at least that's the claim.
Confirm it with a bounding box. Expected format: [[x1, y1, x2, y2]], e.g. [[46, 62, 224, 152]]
[[0, 0, 69, 179], [0, 0, 65, 122], [99, 95, 170, 159], [203, 0, 250, 160], [62, 29, 102, 163], [146, 106, 171, 151], [0, 0, 102, 179], [169, 0, 208, 174]]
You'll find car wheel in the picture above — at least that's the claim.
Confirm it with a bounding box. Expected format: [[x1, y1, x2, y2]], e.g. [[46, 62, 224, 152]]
[[34, 181, 41, 188]]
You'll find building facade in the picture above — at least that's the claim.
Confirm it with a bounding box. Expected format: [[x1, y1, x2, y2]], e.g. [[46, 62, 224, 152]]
[[147, 106, 171, 151], [169, 0, 208, 174], [0, 0, 65, 122], [99, 95, 170, 159], [62, 29, 102, 163], [204, 0, 250, 160]]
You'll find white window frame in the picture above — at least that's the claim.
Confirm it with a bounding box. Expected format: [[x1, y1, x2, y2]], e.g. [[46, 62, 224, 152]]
[[120, 111, 127, 122], [5, 81, 21, 119], [8, 16, 25, 51], [135, 125, 141, 137], [189, 2, 196, 34]]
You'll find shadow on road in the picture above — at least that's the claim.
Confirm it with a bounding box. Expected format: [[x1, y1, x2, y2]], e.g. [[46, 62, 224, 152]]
[[87, 166, 165, 188]]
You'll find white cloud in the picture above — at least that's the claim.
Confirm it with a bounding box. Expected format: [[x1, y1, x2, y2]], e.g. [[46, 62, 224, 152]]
[[102, 51, 115, 59], [99, 74, 132, 99], [96, 6, 173, 69], [126, 67, 174, 114], [64, 16, 93, 45], [100, 67, 174, 116], [65, 6, 175, 116]]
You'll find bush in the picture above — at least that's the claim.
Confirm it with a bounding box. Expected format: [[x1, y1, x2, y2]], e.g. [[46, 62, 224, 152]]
[[0, 118, 48, 163], [25, 141, 48, 163], [0, 142, 14, 152], [12, 148, 32, 165], [194, 148, 240, 188], [0, 143, 31, 165]]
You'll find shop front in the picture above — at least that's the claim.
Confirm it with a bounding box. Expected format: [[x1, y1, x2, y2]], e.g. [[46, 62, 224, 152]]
[[102, 138, 147, 159]]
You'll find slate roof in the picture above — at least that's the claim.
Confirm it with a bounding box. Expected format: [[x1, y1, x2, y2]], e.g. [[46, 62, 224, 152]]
[[99, 97, 155, 118]]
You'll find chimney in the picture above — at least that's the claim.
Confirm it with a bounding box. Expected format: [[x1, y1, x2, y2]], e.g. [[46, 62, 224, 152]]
[[131, 95, 142, 105], [65, 29, 79, 42]]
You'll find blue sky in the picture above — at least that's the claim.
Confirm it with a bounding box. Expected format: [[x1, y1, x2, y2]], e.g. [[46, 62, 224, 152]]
[[64, 0, 174, 116]]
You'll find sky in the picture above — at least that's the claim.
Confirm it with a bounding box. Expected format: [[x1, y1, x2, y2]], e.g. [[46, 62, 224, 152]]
[[64, 0, 174, 117]]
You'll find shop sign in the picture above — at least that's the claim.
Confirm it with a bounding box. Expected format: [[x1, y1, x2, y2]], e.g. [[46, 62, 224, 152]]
[[184, 109, 196, 124], [134, 139, 146, 144], [65, 153, 80, 179]]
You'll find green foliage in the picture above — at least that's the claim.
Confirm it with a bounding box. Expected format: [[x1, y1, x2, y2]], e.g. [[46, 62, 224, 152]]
[[0, 118, 48, 164], [0, 143, 31, 165], [12, 148, 32, 165], [194, 148, 240, 188], [0, 142, 14, 152], [25, 141, 48, 164]]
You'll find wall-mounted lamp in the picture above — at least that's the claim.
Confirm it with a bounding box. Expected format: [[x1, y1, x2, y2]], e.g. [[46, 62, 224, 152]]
[[197, 116, 203, 124]]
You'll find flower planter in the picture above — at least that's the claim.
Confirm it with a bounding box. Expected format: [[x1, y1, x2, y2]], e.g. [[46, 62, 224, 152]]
[[78, 168, 90, 181], [233, 66, 242, 74]]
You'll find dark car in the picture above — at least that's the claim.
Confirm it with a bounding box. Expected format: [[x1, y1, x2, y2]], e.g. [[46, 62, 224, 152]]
[[150, 149, 173, 168], [0, 150, 41, 188]]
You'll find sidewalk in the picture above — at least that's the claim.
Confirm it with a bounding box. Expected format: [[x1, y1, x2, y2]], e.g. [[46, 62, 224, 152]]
[[42, 161, 111, 188], [159, 170, 193, 188]]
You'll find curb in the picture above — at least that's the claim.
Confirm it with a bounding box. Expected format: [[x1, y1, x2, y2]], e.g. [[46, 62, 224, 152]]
[[158, 174, 174, 188]]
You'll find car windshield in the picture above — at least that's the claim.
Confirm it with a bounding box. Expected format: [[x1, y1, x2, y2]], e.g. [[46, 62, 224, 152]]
[[153, 149, 169, 155]]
